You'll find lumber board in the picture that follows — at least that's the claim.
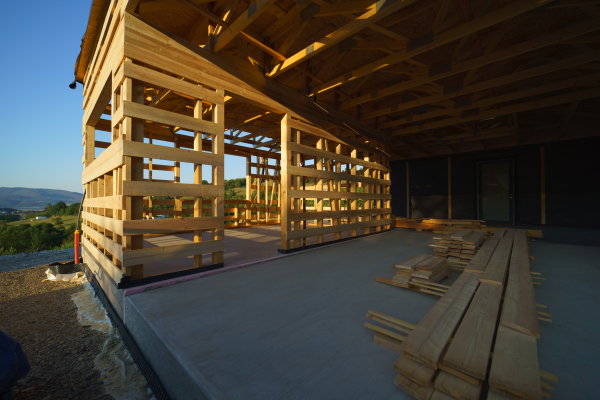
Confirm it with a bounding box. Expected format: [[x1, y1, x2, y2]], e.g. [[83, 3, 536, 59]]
[[450, 230, 473, 240], [287, 165, 390, 186], [503, 230, 516, 239], [82, 139, 125, 184], [82, 212, 124, 236], [394, 355, 438, 387], [395, 254, 432, 270], [462, 231, 485, 245], [122, 216, 222, 235], [288, 188, 391, 201], [489, 325, 542, 400], [438, 362, 480, 387], [122, 239, 224, 267], [480, 238, 514, 285], [431, 389, 456, 400], [82, 225, 123, 262], [464, 239, 499, 273], [373, 332, 404, 354], [402, 272, 481, 369], [287, 141, 390, 172], [122, 181, 223, 198], [413, 266, 449, 283], [492, 229, 506, 238], [394, 373, 435, 400], [82, 237, 124, 284], [442, 283, 503, 380], [84, 195, 126, 210], [435, 370, 482, 400], [122, 140, 224, 166], [487, 390, 513, 400], [414, 256, 446, 273], [289, 208, 391, 222], [501, 232, 540, 338]]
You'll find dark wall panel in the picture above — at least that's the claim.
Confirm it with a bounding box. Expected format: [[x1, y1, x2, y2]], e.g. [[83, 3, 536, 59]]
[[514, 146, 541, 224], [545, 138, 600, 227], [409, 157, 448, 219], [390, 160, 407, 217], [450, 154, 477, 220]]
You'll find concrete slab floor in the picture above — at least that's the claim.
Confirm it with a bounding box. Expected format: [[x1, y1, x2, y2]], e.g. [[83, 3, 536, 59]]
[[123, 228, 600, 399]]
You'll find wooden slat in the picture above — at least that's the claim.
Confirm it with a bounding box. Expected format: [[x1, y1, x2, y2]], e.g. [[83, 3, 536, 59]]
[[114, 100, 223, 135], [464, 239, 499, 273], [287, 165, 390, 186], [286, 218, 391, 240], [394, 355, 437, 387], [288, 189, 391, 201], [122, 239, 224, 267], [434, 370, 482, 400], [394, 373, 435, 400], [82, 237, 124, 284], [289, 208, 391, 222], [82, 211, 124, 236], [82, 225, 123, 261], [501, 231, 540, 339], [374, 332, 404, 354], [395, 254, 432, 270], [288, 141, 391, 172], [122, 181, 223, 198], [480, 238, 514, 285], [122, 216, 222, 235], [82, 139, 125, 184], [84, 195, 125, 210], [402, 272, 481, 369], [442, 283, 503, 380], [489, 325, 542, 400], [123, 140, 224, 166], [121, 60, 223, 104]]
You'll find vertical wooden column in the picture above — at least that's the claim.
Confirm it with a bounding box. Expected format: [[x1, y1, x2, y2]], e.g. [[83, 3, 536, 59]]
[[280, 115, 292, 250], [448, 156, 452, 220], [113, 168, 121, 267], [364, 150, 371, 235], [122, 76, 144, 278], [541, 147, 546, 225], [246, 156, 251, 225], [406, 161, 410, 218], [276, 159, 281, 224], [350, 134, 357, 236], [374, 147, 381, 233], [293, 131, 301, 248], [194, 98, 203, 269], [148, 134, 153, 219], [174, 139, 181, 218], [316, 139, 324, 244], [84, 126, 95, 167], [384, 146, 391, 230], [212, 89, 225, 265], [334, 141, 342, 240]]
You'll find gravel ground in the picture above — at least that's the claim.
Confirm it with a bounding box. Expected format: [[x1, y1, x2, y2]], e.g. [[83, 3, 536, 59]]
[[0, 265, 152, 400], [0, 248, 79, 274]]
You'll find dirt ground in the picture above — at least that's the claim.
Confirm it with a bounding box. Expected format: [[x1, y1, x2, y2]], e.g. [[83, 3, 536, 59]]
[[0, 265, 111, 400]]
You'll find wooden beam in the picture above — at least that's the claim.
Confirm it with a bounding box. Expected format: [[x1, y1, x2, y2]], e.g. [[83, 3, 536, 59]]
[[313, 0, 564, 99], [268, 0, 420, 77], [214, 0, 277, 52]]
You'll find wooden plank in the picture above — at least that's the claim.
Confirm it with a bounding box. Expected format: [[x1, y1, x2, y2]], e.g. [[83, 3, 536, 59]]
[[501, 232, 540, 339], [289, 208, 391, 222], [464, 239, 499, 273], [82, 225, 123, 261], [402, 272, 481, 369], [122, 216, 222, 235], [114, 100, 223, 136], [395, 254, 432, 270], [82, 237, 124, 284], [462, 231, 485, 245], [394, 373, 435, 400], [438, 362, 481, 387], [394, 355, 437, 387], [431, 389, 456, 400], [480, 238, 514, 286], [450, 229, 473, 240], [489, 325, 542, 400], [288, 189, 391, 201], [442, 283, 503, 380], [214, 0, 277, 52], [414, 256, 446, 273], [122, 239, 224, 267], [82, 212, 124, 236], [82, 139, 125, 184], [288, 141, 390, 172], [122, 140, 224, 166], [434, 370, 482, 400], [286, 218, 391, 240], [287, 165, 390, 186], [492, 229, 506, 238], [84, 195, 125, 210], [122, 181, 223, 198], [373, 332, 404, 354]]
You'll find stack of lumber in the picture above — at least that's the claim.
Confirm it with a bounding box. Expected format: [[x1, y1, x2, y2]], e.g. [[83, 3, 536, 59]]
[[366, 230, 556, 400], [393, 218, 485, 233], [376, 255, 450, 296], [430, 230, 486, 267]]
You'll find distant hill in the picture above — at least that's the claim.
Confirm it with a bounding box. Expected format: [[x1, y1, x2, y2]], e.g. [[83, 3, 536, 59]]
[[0, 188, 83, 209]]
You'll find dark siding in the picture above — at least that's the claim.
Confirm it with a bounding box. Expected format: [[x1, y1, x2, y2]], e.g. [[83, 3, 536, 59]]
[[390, 160, 407, 217], [514, 146, 541, 224], [409, 157, 448, 219], [450, 154, 477, 220]]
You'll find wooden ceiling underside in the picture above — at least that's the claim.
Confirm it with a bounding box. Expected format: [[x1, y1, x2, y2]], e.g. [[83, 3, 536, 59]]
[[128, 0, 600, 158]]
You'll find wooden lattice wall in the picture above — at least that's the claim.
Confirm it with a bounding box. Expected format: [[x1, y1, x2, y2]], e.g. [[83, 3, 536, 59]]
[[280, 114, 392, 251]]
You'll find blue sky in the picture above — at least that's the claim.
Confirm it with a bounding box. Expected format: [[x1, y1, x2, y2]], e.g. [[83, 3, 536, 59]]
[[0, 1, 248, 194]]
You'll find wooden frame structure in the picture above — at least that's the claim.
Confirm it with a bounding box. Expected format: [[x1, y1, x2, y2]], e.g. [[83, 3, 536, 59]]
[[75, 0, 600, 281]]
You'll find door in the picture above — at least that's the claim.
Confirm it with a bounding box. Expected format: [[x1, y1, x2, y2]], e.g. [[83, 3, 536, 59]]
[[478, 160, 513, 224]]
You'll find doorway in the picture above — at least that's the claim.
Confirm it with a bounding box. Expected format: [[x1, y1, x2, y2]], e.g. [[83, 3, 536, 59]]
[[478, 160, 514, 224]]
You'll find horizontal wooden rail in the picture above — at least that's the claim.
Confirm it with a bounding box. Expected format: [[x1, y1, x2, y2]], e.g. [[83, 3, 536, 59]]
[[289, 208, 392, 222], [123, 181, 223, 197], [123, 140, 224, 166], [288, 142, 390, 172], [82, 212, 124, 236], [288, 189, 391, 200], [287, 165, 390, 186], [122, 239, 224, 267], [113, 100, 223, 135], [144, 163, 175, 172], [82, 237, 124, 283], [286, 218, 391, 240], [83, 225, 123, 261], [82, 139, 124, 184], [122, 216, 222, 235], [85, 195, 126, 210]]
